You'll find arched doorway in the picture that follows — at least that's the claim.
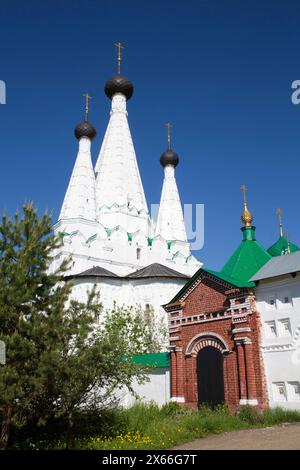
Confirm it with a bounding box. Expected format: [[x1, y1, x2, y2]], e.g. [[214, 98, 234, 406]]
[[197, 346, 225, 407]]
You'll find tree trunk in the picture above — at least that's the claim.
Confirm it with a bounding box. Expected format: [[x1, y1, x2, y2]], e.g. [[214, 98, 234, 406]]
[[65, 411, 74, 450], [0, 403, 13, 450]]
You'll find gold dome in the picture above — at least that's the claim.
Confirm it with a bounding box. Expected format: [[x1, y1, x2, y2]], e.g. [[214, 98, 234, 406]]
[[240, 184, 253, 227], [241, 206, 253, 227]]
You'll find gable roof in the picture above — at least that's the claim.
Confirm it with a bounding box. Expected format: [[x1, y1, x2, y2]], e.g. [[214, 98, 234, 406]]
[[126, 263, 189, 279], [74, 266, 119, 278], [67, 263, 189, 281], [250, 250, 300, 281], [220, 226, 271, 283], [171, 267, 254, 303]]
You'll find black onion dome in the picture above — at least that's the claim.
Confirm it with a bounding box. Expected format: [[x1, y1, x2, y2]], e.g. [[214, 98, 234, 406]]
[[74, 121, 97, 140], [104, 75, 134, 100], [160, 149, 179, 168]]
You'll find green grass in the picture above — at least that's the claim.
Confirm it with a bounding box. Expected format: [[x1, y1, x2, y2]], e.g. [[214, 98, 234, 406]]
[[73, 403, 300, 450], [11, 403, 300, 450]]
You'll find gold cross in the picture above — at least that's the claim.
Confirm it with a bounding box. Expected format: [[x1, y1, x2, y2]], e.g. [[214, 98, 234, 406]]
[[241, 184, 248, 206], [115, 42, 124, 74], [83, 93, 92, 122], [165, 122, 172, 149]]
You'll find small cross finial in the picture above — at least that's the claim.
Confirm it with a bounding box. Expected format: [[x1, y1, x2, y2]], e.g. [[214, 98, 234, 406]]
[[83, 93, 92, 122], [165, 123, 172, 149], [276, 207, 283, 237], [115, 42, 124, 75], [241, 184, 248, 206]]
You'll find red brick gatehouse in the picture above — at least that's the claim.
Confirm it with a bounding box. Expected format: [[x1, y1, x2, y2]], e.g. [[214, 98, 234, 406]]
[[163, 195, 271, 411]]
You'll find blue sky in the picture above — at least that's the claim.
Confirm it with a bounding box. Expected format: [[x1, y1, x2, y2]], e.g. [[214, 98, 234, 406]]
[[1, 0, 300, 270]]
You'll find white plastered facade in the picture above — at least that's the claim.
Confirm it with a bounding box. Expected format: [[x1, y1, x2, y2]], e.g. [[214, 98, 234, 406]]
[[255, 275, 300, 410]]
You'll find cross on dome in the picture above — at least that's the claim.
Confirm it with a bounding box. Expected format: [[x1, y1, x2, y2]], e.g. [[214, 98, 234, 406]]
[[104, 43, 133, 101], [74, 93, 96, 141], [240, 184, 253, 227]]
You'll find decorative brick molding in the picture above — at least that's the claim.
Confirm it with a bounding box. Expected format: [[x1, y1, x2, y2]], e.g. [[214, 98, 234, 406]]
[[178, 272, 234, 303], [185, 332, 230, 356], [232, 327, 251, 334]]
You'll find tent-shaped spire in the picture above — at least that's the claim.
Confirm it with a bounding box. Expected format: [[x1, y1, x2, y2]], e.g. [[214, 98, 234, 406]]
[[59, 95, 97, 221], [220, 185, 271, 283], [95, 92, 148, 214], [95, 50, 148, 221], [267, 208, 299, 257], [155, 124, 187, 242]]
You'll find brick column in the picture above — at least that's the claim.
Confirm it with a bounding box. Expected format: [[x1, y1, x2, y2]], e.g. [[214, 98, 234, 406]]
[[236, 341, 247, 404], [191, 354, 197, 405], [170, 349, 177, 400], [185, 354, 196, 404], [244, 340, 258, 405], [176, 348, 185, 403]]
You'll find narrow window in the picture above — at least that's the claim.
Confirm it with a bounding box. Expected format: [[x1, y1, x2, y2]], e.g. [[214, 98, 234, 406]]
[[136, 247, 141, 260], [272, 382, 287, 402], [278, 318, 291, 336], [287, 382, 300, 401], [265, 321, 277, 338]]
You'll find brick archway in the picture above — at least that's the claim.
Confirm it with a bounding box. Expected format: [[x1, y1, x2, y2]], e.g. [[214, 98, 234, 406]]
[[186, 332, 230, 356]]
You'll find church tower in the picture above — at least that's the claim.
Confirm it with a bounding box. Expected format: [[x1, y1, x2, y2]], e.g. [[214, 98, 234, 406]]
[[220, 185, 272, 283], [59, 94, 97, 223], [52, 45, 201, 278], [155, 124, 188, 246], [94, 44, 149, 236]]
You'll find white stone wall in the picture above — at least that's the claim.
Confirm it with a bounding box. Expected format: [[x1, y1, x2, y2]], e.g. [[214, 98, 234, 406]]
[[52, 218, 201, 277], [255, 275, 300, 410], [118, 368, 170, 408], [70, 277, 187, 332]]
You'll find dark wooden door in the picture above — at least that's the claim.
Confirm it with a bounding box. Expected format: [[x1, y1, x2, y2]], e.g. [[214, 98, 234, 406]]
[[197, 346, 225, 407]]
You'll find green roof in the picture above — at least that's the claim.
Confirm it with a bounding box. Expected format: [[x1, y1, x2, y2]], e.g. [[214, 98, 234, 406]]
[[132, 353, 169, 368], [169, 225, 271, 304], [220, 226, 272, 283], [204, 268, 255, 288], [267, 236, 300, 257], [171, 266, 254, 303]]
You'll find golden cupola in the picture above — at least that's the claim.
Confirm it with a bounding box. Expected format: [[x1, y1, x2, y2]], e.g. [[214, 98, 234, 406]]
[[240, 184, 253, 227]]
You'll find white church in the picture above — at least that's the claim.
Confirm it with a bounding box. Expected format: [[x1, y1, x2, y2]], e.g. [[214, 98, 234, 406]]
[[51, 52, 201, 329]]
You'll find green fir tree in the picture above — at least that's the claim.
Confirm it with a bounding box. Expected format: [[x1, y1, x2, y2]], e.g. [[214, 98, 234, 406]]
[[0, 205, 157, 449]]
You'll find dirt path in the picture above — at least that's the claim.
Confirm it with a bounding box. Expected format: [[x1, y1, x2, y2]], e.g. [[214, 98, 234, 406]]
[[173, 423, 300, 450]]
